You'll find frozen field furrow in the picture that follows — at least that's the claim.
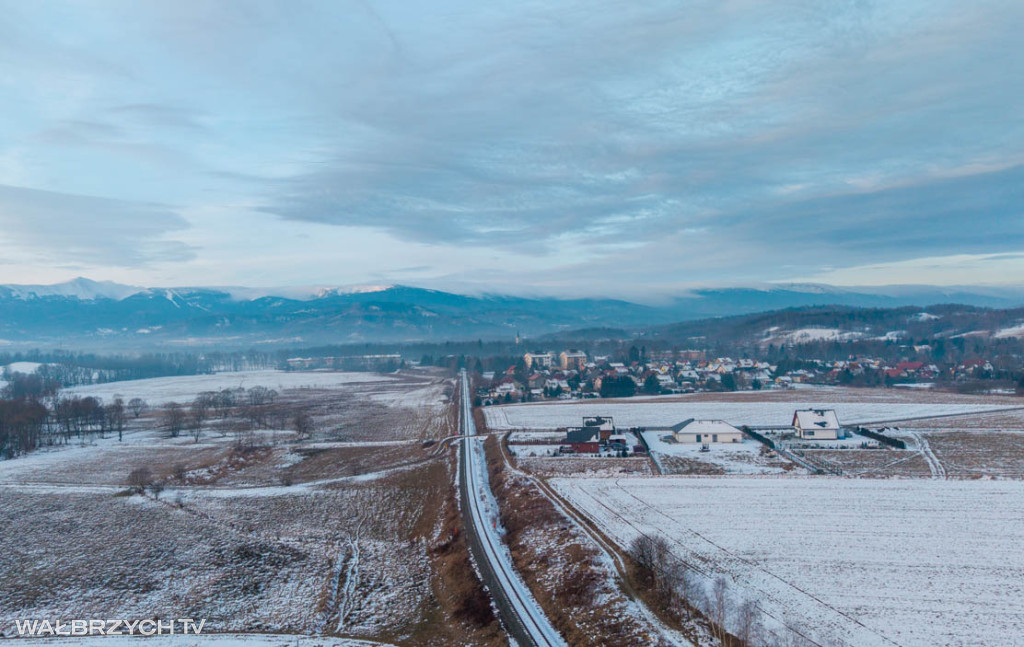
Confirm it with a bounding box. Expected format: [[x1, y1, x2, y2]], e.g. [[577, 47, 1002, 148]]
[[552, 477, 1024, 647]]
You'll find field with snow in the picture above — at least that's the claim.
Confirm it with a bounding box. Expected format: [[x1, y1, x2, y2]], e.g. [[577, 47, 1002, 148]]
[[63, 370, 397, 405], [553, 477, 1024, 647], [0, 370, 468, 644], [484, 397, 1015, 430]]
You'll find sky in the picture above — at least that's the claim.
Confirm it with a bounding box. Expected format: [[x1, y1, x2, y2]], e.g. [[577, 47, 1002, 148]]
[[0, 0, 1021, 298]]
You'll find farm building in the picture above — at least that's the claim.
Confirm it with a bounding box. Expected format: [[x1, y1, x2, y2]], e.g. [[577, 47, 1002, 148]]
[[793, 409, 840, 440], [670, 419, 744, 444]]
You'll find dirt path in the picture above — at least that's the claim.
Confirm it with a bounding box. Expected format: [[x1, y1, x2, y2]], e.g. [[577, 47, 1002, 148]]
[[908, 431, 946, 479]]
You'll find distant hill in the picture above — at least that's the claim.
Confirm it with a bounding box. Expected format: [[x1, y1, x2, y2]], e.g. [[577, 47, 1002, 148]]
[[643, 304, 1024, 347], [3, 278, 1024, 350]]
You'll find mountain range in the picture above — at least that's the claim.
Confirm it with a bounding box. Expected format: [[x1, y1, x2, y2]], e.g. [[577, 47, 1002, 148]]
[[3, 278, 1024, 350]]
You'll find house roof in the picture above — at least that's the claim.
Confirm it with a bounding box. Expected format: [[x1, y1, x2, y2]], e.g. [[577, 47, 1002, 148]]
[[669, 418, 742, 435], [566, 428, 600, 443], [793, 409, 840, 430]]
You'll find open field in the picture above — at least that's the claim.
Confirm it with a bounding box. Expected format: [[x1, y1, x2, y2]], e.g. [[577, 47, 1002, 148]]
[[621, 386, 1021, 405], [512, 456, 654, 477], [0, 472, 435, 639], [63, 370, 398, 405], [484, 397, 1014, 430], [800, 448, 934, 478], [0, 370, 487, 645], [895, 408, 1024, 429], [924, 430, 1024, 479], [553, 477, 1024, 647]]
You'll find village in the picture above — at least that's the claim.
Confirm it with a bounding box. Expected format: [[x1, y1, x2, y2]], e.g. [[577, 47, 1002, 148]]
[[474, 348, 1000, 404]]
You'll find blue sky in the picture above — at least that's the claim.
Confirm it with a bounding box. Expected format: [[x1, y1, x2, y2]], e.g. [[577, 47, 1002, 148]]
[[0, 0, 1021, 297]]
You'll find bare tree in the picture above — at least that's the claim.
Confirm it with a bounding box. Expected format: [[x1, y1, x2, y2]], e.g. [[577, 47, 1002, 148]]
[[241, 386, 278, 429], [735, 598, 763, 646], [188, 396, 210, 443], [128, 397, 148, 418], [293, 411, 314, 440], [127, 466, 153, 493], [108, 397, 127, 442], [162, 402, 186, 438], [679, 564, 703, 619], [630, 534, 660, 572], [711, 576, 733, 645]]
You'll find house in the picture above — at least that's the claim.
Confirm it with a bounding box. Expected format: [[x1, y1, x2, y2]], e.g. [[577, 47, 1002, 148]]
[[670, 419, 744, 444], [564, 428, 600, 453], [793, 409, 840, 440]]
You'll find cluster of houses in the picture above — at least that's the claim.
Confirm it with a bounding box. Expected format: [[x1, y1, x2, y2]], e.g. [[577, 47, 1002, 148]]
[[475, 349, 1002, 404], [548, 409, 843, 456]]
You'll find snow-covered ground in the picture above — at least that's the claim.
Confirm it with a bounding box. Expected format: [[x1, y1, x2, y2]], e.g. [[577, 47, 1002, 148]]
[[2, 361, 47, 374], [765, 327, 865, 344], [553, 477, 1024, 647], [64, 371, 397, 404], [366, 380, 448, 408], [485, 400, 1013, 430], [642, 432, 793, 474]]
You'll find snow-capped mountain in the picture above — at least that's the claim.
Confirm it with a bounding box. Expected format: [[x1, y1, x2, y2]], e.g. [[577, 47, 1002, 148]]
[[2, 278, 1024, 350], [0, 277, 144, 301]]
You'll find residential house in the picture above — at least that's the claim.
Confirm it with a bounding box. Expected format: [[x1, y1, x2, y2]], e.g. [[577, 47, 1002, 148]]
[[793, 409, 840, 440], [564, 428, 600, 453], [669, 419, 744, 444]]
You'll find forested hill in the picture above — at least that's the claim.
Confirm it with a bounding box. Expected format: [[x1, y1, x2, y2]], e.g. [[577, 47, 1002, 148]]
[[637, 304, 1024, 361], [4, 278, 1024, 350]]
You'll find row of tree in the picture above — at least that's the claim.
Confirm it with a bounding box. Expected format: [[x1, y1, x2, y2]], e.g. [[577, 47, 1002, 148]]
[[630, 535, 816, 647]]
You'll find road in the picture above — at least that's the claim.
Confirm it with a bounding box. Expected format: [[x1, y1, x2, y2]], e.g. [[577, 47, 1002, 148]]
[[457, 370, 565, 647]]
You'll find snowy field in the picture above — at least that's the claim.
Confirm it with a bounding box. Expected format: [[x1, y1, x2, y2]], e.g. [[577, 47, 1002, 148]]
[[64, 371, 397, 405], [485, 399, 1014, 429], [642, 432, 796, 475], [0, 372, 461, 643], [553, 477, 1024, 647]]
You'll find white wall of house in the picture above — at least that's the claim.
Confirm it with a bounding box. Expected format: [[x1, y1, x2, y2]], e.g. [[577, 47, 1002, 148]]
[[675, 431, 744, 444], [795, 427, 839, 440]]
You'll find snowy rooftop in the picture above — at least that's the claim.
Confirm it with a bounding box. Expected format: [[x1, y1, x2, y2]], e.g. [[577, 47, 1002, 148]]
[[793, 408, 840, 430], [669, 418, 742, 434]]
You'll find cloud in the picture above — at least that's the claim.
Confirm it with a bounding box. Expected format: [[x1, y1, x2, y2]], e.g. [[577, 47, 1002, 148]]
[[0, 0, 1022, 292], [0, 184, 194, 266], [250, 1, 1024, 270], [108, 103, 208, 132]]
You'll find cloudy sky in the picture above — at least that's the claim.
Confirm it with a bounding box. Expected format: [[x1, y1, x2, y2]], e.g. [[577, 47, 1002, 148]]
[[0, 0, 1021, 297]]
